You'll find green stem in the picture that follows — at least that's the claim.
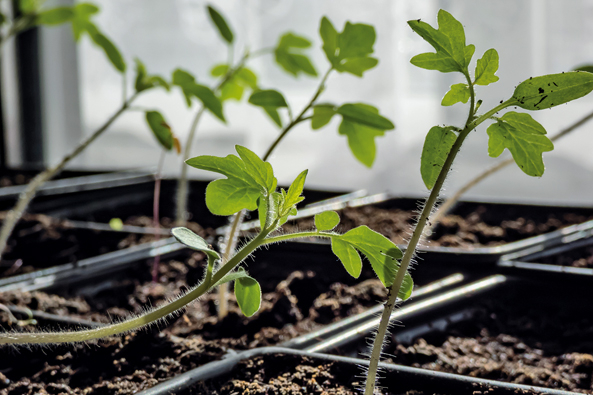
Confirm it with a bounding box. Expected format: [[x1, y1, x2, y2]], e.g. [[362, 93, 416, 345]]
[[363, 90, 514, 394], [262, 66, 333, 161], [0, 93, 140, 260], [175, 53, 250, 224], [217, 210, 245, 319]]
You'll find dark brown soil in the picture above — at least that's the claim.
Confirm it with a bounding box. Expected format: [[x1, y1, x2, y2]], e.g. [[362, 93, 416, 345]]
[[284, 204, 593, 248], [0, 214, 212, 278], [0, 248, 406, 394], [361, 282, 593, 393], [0, 174, 31, 188], [535, 245, 593, 268]]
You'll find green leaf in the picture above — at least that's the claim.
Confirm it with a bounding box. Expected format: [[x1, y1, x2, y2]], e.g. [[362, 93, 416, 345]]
[[135, 59, 169, 93], [320, 17, 339, 65], [145, 111, 173, 151], [474, 48, 499, 86], [36, 7, 74, 25], [74, 3, 99, 18], [315, 211, 340, 231], [441, 83, 470, 106], [320, 17, 378, 76], [337, 22, 375, 59], [408, 9, 472, 74], [574, 65, 593, 74], [236, 68, 258, 89], [19, 0, 41, 14], [334, 226, 402, 288], [249, 90, 288, 108], [236, 145, 276, 193], [399, 273, 414, 300], [338, 119, 385, 168], [336, 57, 379, 77], [284, 170, 307, 209], [311, 104, 337, 130], [211, 64, 229, 77], [171, 227, 220, 261], [109, 218, 123, 231], [486, 112, 553, 177], [191, 84, 226, 122], [207, 5, 233, 44], [212, 267, 251, 289], [206, 178, 261, 215], [172, 69, 198, 106], [235, 276, 261, 317], [275, 33, 317, 77], [420, 126, 457, 189], [186, 146, 277, 216], [331, 238, 362, 279], [220, 82, 244, 102], [513, 71, 593, 110], [87, 26, 126, 73], [338, 103, 395, 130], [264, 107, 282, 128]]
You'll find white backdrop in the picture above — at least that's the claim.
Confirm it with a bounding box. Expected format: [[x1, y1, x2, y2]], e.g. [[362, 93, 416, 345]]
[[39, 0, 593, 204]]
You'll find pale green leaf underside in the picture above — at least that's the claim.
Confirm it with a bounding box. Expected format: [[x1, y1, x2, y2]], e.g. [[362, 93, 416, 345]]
[[474, 48, 499, 86], [206, 179, 260, 215], [421, 126, 457, 189], [331, 238, 362, 278], [171, 227, 220, 261], [338, 119, 385, 168], [513, 71, 593, 110], [311, 105, 337, 130]]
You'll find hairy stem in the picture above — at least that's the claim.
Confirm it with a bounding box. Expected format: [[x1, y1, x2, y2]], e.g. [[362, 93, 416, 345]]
[[363, 92, 514, 394], [0, 93, 139, 259], [151, 151, 167, 283], [429, 107, 593, 229], [175, 54, 249, 224], [217, 210, 245, 319], [0, 226, 333, 345]]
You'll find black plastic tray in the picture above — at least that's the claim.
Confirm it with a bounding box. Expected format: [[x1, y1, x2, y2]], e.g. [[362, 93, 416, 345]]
[[227, 193, 593, 264], [133, 346, 578, 395]]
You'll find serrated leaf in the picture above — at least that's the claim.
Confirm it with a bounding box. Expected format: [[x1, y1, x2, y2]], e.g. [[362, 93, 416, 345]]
[[421, 126, 457, 189], [172, 227, 220, 261], [311, 105, 337, 130], [334, 226, 402, 287], [235, 276, 261, 317], [331, 238, 362, 278], [207, 5, 233, 44], [145, 111, 173, 151], [191, 84, 226, 122], [487, 112, 553, 177], [187, 146, 276, 216], [337, 103, 394, 130], [36, 7, 74, 25], [285, 170, 307, 209], [275, 33, 317, 77], [441, 83, 470, 106], [249, 90, 288, 108], [513, 72, 593, 110], [338, 119, 385, 168], [408, 10, 472, 74], [315, 211, 340, 231], [474, 48, 499, 86], [236, 145, 276, 193], [320, 17, 377, 76]]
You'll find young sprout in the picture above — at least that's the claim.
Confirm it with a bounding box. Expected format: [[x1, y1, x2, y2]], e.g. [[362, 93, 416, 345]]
[[0, 146, 411, 345], [363, 10, 593, 395]]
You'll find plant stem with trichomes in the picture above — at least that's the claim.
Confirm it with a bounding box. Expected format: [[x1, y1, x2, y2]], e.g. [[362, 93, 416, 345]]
[[428, 108, 593, 230], [0, 92, 140, 260], [363, 72, 516, 394]]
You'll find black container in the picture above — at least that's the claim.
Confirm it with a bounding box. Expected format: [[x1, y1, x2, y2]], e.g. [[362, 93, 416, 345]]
[[228, 193, 593, 264], [311, 274, 593, 393], [134, 346, 578, 395]]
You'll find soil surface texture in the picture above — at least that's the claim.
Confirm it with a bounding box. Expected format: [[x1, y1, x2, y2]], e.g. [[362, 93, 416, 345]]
[[349, 281, 593, 393], [284, 203, 593, 248], [0, 247, 414, 394]]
